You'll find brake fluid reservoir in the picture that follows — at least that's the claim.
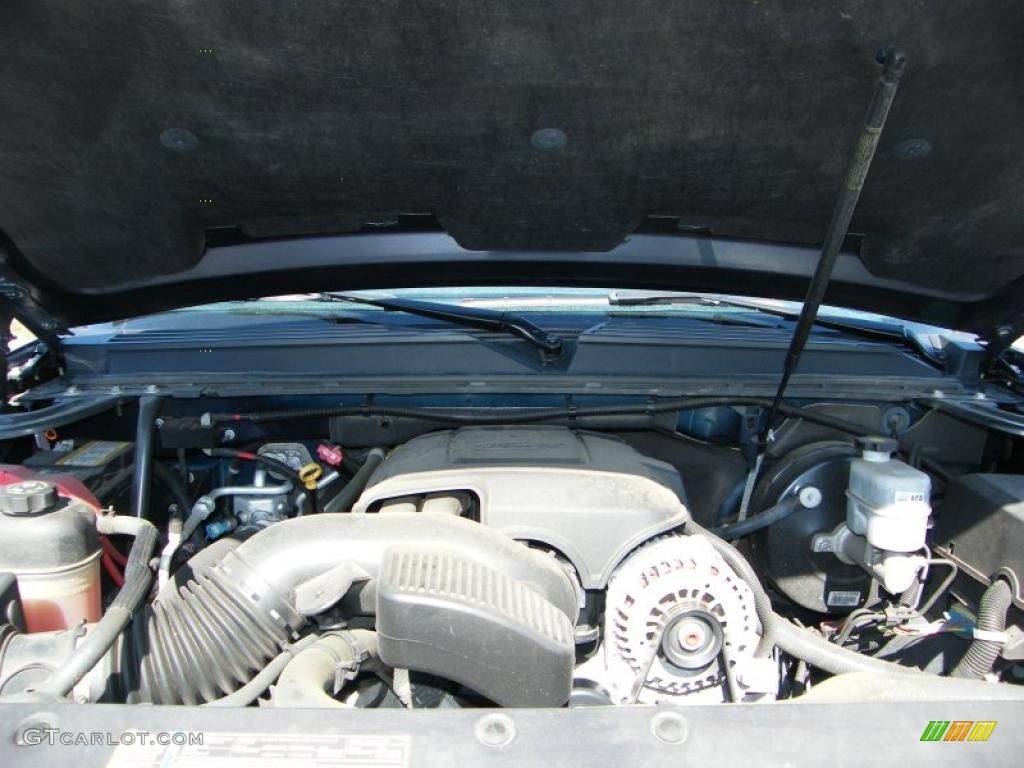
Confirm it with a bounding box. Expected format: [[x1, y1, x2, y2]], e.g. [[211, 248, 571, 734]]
[[0, 480, 102, 632], [846, 437, 931, 553]]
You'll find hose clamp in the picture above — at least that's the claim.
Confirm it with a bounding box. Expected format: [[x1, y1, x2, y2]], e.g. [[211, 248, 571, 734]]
[[211, 549, 305, 638], [325, 632, 372, 693], [972, 628, 1009, 644], [336, 631, 373, 665]]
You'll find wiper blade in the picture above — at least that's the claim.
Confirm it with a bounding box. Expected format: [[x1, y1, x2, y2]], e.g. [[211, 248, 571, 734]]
[[318, 294, 564, 354], [610, 291, 798, 314], [606, 288, 790, 325], [609, 292, 942, 365]]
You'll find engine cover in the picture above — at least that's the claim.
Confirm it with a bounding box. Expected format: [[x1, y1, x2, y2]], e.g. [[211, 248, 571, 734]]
[[353, 426, 690, 588]]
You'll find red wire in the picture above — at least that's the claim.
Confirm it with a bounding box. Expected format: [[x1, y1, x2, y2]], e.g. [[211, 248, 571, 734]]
[[100, 535, 128, 567]]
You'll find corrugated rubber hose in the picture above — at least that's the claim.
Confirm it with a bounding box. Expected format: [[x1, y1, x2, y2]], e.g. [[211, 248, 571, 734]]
[[118, 512, 577, 705], [951, 579, 1013, 680]]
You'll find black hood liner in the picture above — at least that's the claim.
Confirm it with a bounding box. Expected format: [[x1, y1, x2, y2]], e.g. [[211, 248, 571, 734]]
[[0, 1, 1022, 330]]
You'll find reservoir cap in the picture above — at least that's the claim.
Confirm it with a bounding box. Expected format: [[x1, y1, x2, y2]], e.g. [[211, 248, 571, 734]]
[[0, 480, 59, 516], [855, 436, 898, 461]]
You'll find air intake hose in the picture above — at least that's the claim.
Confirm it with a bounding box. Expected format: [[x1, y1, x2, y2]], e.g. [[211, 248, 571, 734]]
[[951, 579, 1013, 680], [119, 513, 578, 705]]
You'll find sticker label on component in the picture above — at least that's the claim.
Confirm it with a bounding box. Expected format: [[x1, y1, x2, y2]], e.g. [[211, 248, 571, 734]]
[[56, 440, 132, 467], [893, 491, 926, 502], [107, 732, 411, 768], [826, 590, 862, 607]]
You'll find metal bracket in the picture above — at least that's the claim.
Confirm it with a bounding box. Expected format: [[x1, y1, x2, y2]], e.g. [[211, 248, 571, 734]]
[[979, 318, 1023, 365], [811, 523, 856, 563], [0, 275, 67, 351], [1001, 626, 1024, 661]]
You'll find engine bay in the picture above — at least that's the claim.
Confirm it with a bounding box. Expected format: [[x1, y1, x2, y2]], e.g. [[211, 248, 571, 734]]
[[1, 396, 1022, 711]]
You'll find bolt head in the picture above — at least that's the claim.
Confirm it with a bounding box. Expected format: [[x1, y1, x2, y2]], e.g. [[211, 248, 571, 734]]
[[475, 714, 516, 747], [799, 486, 823, 508], [650, 711, 689, 745]]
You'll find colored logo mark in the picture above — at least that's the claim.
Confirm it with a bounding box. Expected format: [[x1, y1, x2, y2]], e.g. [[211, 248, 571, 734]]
[[920, 720, 996, 742]]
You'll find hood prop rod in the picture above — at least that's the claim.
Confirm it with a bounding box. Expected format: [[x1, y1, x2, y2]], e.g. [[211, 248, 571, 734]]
[[735, 47, 907, 520], [760, 46, 907, 446]]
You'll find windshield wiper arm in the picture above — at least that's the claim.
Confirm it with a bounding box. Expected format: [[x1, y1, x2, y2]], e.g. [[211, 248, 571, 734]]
[[318, 294, 564, 354]]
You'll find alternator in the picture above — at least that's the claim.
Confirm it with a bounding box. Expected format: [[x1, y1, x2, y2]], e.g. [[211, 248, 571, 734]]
[[576, 535, 774, 704]]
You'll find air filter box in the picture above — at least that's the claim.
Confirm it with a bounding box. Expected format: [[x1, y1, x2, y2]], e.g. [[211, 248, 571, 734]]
[[375, 547, 575, 707]]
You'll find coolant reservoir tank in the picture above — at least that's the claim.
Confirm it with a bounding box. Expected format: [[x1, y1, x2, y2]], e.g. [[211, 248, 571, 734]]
[[846, 437, 931, 553], [0, 480, 102, 632]]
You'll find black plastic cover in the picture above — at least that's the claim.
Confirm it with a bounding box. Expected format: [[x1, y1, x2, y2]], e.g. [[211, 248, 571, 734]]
[[375, 547, 575, 707], [933, 474, 1024, 590]]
